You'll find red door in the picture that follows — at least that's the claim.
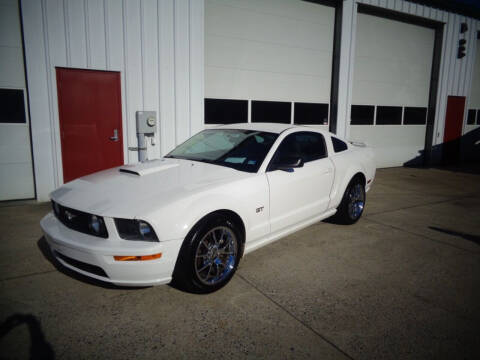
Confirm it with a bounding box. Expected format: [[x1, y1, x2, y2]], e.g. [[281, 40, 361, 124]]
[[56, 68, 124, 183], [443, 96, 465, 165]]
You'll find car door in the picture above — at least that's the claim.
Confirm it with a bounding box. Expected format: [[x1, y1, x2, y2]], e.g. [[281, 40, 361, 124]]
[[267, 131, 334, 234]]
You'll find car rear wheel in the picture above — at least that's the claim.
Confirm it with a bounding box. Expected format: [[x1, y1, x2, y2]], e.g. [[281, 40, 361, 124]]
[[335, 177, 365, 225], [173, 215, 242, 293]]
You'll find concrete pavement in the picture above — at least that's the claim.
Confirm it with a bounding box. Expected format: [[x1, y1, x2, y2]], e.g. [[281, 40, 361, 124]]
[[0, 167, 479, 359]]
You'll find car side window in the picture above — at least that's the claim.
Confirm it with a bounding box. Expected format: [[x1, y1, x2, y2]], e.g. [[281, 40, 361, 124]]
[[332, 137, 348, 153], [271, 132, 327, 167]]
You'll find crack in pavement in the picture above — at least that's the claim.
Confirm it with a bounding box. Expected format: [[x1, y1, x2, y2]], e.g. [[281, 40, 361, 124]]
[[0, 269, 57, 283], [236, 273, 356, 360], [364, 194, 475, 217]]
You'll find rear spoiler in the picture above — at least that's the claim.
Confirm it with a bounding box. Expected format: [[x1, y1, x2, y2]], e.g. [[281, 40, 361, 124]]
[[349, 141, 367, 147]]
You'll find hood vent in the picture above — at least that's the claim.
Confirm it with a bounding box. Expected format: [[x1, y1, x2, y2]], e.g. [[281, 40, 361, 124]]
[[119, 161, 179, 176], [119, 169, 140, 176]]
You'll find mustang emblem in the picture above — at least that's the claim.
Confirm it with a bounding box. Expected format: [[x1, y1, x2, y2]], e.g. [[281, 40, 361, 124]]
[[64, 210, 76, 221]]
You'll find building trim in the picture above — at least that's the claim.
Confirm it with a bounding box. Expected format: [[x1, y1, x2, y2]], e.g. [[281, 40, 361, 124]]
[[329, 1, 343, 134]]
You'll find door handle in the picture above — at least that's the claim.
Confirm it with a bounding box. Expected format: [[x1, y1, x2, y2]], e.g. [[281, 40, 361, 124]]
[[109, 129, 119, 142]]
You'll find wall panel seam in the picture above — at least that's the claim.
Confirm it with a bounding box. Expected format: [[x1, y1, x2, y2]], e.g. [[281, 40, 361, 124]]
[[84, 0, 91, 67], [103, 0, 110, 69], [140, 0, 145, 109], [121, 0, 130, 157], [62, 0, 70, 66]]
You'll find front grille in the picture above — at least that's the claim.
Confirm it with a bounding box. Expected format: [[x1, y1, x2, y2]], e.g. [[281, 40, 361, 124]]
[[55, 251, 109, 278], [51, 201, 108, 238]]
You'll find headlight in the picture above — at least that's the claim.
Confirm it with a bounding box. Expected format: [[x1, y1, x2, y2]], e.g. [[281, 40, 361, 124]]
[[89, 215, 101, 234], [114, 218, 159, 242], [87, 214, 108, 237]]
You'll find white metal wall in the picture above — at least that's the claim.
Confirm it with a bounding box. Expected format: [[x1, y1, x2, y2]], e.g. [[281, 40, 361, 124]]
[[337, 0, 480, 165], [0, 0, 35, 201], [21, 0, 204, 201]]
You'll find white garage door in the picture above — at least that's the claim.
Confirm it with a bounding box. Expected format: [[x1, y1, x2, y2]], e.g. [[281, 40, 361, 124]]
[[0, 0, 35, 201], [466, 38, 480, 133], [205, 0, 335, 127], [349, 13, 435, 168]]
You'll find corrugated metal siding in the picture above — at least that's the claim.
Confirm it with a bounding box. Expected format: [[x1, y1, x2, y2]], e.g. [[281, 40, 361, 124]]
[[339, 0, 480, 156], [21, 0, 204, 201]]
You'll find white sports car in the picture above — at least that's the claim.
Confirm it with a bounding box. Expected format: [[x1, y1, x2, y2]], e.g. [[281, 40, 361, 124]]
[[41, 123, 375, 293]]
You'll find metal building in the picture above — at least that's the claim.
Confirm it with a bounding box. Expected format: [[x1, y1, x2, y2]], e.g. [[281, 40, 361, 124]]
[[0, 0, 479, 202]]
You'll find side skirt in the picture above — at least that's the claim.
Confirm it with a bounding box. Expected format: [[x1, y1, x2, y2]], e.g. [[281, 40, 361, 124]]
[[243, 208, 338, 255]]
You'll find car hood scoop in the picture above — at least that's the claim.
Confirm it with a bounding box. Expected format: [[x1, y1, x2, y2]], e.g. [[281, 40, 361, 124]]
[[119, 161, 179, 176]]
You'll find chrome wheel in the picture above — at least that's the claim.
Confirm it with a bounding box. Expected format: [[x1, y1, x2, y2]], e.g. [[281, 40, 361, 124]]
[[347, 183, 365, 220], [194, 226, 238, 286]]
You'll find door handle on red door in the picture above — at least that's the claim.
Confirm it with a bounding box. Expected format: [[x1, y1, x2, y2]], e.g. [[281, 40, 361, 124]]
[[109, 129, 119, 141]]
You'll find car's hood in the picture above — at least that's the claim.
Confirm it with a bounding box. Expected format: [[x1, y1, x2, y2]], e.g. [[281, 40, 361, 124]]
[[50, 158, 250, 218]]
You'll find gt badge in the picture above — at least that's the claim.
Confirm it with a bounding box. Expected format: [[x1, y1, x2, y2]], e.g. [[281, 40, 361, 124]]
[[256, 206, 264, 213]]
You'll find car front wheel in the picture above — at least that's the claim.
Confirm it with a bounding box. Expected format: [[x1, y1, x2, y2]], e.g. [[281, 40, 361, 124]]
[[173, 215, 242, 293]]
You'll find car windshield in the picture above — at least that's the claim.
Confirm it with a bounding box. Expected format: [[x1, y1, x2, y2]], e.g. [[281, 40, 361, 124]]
[[165, 129, 279, 172]]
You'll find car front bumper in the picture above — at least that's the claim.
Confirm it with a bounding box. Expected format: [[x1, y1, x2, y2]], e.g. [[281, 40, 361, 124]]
[[40, 212, 183, 286]]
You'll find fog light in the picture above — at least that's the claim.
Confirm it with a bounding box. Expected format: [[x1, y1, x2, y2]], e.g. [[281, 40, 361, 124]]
[[114, 253, 162, 261]]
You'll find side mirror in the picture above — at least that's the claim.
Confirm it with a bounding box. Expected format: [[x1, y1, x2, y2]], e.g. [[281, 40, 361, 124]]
[[275, 157, 304, 172]]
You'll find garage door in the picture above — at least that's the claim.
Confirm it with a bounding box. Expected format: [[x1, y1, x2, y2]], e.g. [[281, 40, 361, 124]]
[[464, 38, 480, 162], [349, 13, 435, 168], [0, 1, 35, 201], [205, 0, 335, 127]]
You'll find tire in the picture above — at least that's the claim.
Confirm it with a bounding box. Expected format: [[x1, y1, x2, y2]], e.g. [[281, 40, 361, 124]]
[[172, 214, 243, 293], [334, 177, 366, 225]]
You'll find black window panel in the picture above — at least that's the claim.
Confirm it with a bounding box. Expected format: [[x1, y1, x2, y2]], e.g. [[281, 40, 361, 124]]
[[351, 105, 374, 125], [294, 102, 329, 125], [204, 98, 248, 124], [251, 100, 291, 124], [0, 89, 26, 124], [332, 137, 348, 152], [467, 109, 476, 125], [477, 110, 480, 125], [404, 107, 427, 125], [376, 106, 402, 125], [270, 132, 327, 168]]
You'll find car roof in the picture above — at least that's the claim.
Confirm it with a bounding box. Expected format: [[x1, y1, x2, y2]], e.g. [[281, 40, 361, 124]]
[[217, 122, 331, 135]]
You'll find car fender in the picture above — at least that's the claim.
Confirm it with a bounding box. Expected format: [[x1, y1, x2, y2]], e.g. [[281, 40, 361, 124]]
[[142, 175, 270, 243], [329, 159, 366, 210]]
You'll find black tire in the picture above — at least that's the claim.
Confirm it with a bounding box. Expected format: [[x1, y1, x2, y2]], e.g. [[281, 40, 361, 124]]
[[334, 177, 366, 225], [172, 214, 243, 294]]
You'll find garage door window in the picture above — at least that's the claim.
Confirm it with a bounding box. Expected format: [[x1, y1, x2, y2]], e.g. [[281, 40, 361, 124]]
[[205, 98, 248, 124], [251, 101, 291, 124], [404, 107, 427, 125], [376, 106, 402, 125], [0, 89, 26, 123], [351, 105, 374, 125], [294, 103, 329, 125]]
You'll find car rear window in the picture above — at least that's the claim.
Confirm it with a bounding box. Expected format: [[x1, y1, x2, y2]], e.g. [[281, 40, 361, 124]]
[[332, 137, 348, 153]]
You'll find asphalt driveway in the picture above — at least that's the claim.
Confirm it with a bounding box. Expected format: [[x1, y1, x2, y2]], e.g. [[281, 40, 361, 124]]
[[0, 167, 479, 359]]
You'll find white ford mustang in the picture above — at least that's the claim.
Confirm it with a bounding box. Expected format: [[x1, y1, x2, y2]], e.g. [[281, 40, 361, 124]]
[[41, 123, 375, 293]]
